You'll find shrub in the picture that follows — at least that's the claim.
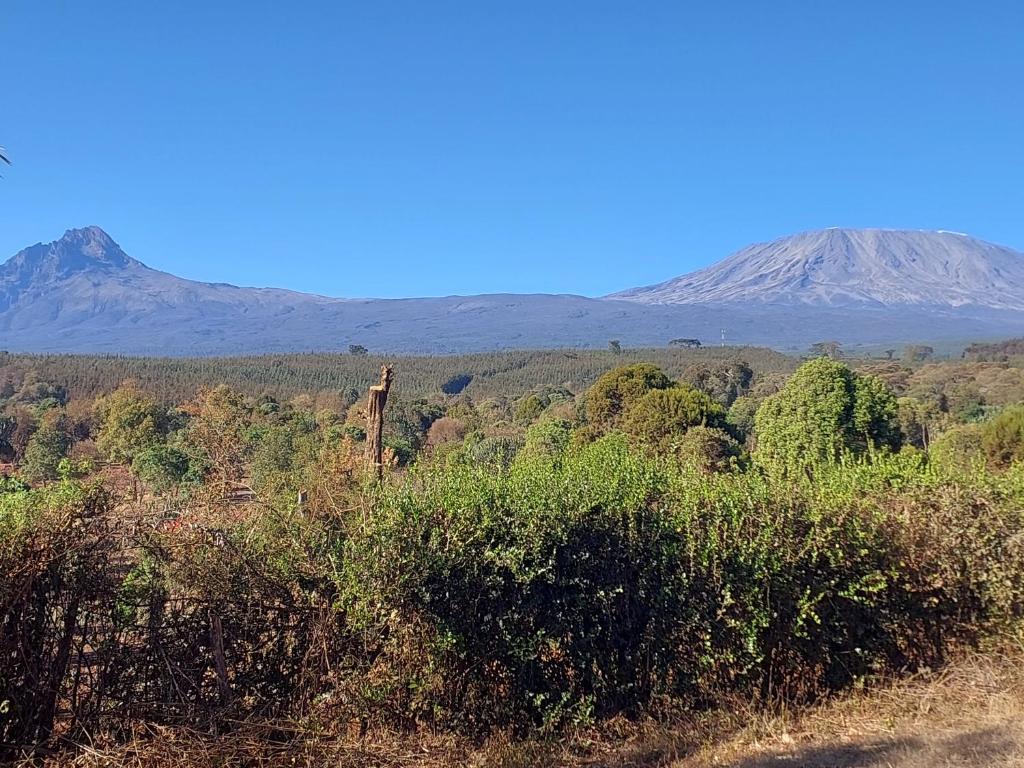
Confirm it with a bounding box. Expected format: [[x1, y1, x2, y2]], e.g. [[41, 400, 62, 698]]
[[339, 438, 1024, 731], [930, 424, 984, 473], [982, 404, 1024, 468], [674, 425, 744, 473]]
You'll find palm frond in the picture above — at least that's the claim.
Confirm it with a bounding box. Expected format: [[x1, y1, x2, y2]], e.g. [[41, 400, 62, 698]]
[[0, 147, 9, 165]]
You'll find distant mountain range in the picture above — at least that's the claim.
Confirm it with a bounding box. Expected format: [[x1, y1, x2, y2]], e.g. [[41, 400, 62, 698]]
[[1, 226, 1023, 356]]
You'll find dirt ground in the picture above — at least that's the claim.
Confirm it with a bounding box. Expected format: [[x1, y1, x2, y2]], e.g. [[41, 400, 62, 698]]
[[648, 647, 1024, 768]]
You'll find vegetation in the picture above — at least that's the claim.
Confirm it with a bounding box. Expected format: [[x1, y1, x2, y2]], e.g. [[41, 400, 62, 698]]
[[2, 344, 1024, 762], [0, 347, 794, 403]]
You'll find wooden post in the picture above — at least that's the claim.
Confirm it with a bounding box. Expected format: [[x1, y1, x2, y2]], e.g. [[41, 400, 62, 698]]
[[365, 364, 393, 479], [209, 611, 231, 705]]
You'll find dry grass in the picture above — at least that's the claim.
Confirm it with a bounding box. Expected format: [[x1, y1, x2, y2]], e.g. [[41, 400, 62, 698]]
[[21, 641, 1024, 768], [679, 639, 1024, 768]]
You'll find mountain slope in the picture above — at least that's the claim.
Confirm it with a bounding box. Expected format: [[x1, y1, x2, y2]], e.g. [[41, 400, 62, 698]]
[[1, 226, 1023, 355], [610, 228, 1024, 309]]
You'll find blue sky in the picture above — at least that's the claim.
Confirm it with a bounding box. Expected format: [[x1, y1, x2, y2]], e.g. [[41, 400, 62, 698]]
[[1, 1, 1022, 298]]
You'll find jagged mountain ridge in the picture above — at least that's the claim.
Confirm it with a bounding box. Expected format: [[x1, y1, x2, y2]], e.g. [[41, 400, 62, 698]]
[[609, 228, 1024, 309], [1, 226, 1023, 355]]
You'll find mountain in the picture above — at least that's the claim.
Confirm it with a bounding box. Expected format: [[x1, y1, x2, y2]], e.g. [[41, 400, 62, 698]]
[[609, 228, 1024, 310], [1, 226, 1023, 356]]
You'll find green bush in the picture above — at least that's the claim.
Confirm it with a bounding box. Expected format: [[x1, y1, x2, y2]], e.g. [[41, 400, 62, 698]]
[[338, 437, 1024, 731], [982, 404, 1024, 468]]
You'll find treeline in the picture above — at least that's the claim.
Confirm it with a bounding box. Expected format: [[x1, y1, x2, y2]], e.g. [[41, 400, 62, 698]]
[[0, 347, 794, 403], [963, 337, 1024, 362]]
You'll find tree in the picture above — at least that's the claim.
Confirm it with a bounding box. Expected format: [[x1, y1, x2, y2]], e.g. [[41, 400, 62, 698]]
[[425, 417, 468, 449], [349, 344, 369, 356], [897, 396, 940, 450], [675, 426, 744, 473], [621, 385, 726, 454], [669, 338, 702, 348], [514, 393, 546, 424], [981, 404, 1024, 468], [754, 358, 901, 473], [903, 345, 935, 364], [809, 341, 842, 359], [522, 418, 573, 458], [583, 364, 673, 429], [21, 416, 68, 483], [726, 394, 761, 444], [608, 340, 622, 354], [132, 444, 190, 493], [94, 382, 166, 464], [851, 374, 903, 452], [930, 424, 984, 472], [683, 360, 754, 407], [184, 386, 254, 490]]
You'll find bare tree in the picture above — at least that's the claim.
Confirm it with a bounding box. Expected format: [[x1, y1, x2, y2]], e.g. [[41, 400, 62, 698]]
[[365, 364, 394, 479]]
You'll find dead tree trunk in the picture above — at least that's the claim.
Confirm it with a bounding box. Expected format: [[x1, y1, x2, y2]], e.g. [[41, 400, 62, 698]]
[[365, 364, 393, 479]]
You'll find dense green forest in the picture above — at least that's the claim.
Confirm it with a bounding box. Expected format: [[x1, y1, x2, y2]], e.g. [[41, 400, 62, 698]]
[[2, 343, 1024, 764], [0, 346, 795, 403]]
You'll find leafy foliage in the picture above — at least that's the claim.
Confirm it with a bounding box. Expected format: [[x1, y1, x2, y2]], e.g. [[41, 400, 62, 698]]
[[754, 358, 901, 474], [982, 404, 1024, 468], [621, 385, 726, 453], [583, 363, 673, 429]]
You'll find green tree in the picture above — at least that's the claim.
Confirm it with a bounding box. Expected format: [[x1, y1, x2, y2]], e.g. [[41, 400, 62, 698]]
[[726, 394, 760, 444], [132, 444, 191, 493], [930, 424, 984, 473], [621, 385, 726, 454], [522, 418, 573, 458], [583, 364, 672, 429], [683, 360, 753, 407], [754, 358, 901, 473], [981, 404, 1024, 468], [94, 382, 166, 464], [903, 344, 935, 364], [851, 374, 902, 452], [608, 339, 622, 354], [348, 344, 369, 356], [674, 425, 744, 473], [809, 340, 842, 359], [514, 393, 546, 424], [897, 396, 940, 450], [21, 417, 68, 483]]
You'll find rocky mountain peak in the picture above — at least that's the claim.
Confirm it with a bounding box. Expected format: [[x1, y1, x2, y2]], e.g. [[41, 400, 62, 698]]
[[1, 226, 141, 287]]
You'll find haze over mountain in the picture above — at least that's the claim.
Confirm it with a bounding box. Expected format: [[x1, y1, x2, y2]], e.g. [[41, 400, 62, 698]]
[[1, 226, 1022, 356], [610, 228, 1024, 310]]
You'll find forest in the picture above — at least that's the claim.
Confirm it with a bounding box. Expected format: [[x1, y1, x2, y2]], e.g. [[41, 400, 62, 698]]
[[1, 342, 1023, 765]]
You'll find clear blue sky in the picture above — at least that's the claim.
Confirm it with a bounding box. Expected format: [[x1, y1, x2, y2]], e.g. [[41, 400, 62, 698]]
[[2, 1, 1022, 298]]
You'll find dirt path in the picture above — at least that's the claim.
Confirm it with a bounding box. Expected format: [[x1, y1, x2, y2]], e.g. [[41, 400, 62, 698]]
[[676, 649, 1024, 768]]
